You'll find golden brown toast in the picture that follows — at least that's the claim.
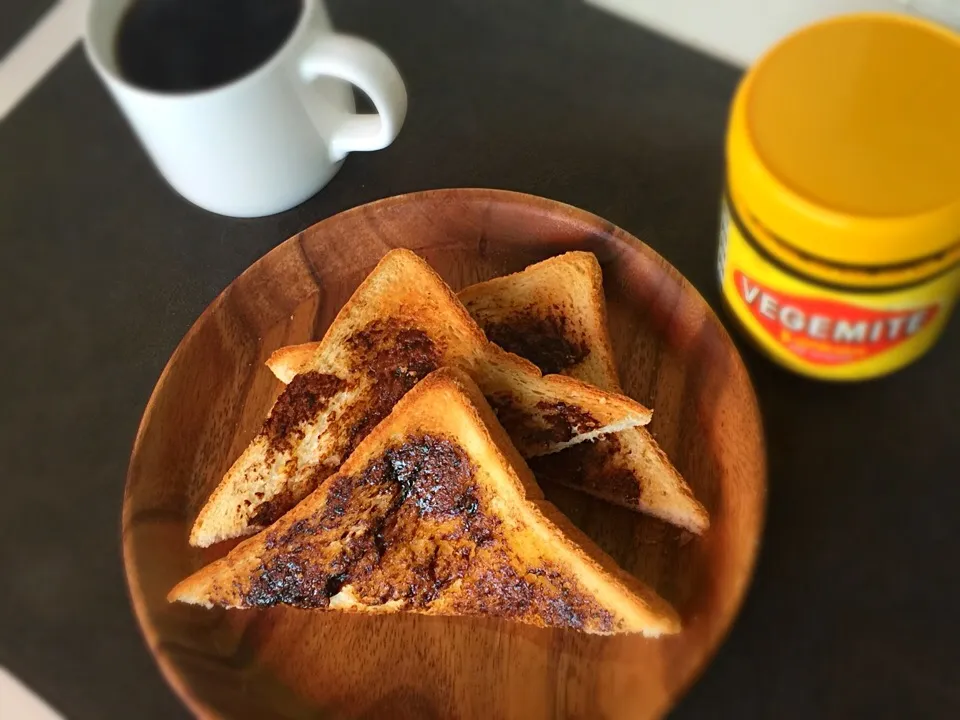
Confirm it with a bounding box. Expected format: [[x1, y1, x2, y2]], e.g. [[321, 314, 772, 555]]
[[458, 252, 709, 534], [170, 368, 680, 636], [190, 249, 652, 547]]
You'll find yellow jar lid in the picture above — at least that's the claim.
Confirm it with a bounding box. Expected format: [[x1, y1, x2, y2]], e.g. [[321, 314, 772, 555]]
[[728, 13, 960, 267]]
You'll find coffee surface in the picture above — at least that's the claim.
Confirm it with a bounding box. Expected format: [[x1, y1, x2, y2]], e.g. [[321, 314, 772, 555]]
[[116, 0, 303, 92]]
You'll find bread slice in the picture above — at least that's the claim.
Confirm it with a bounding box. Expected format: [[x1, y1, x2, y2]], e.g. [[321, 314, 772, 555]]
[[190, 249, 651, 547], [458, 252, 709, 534], [170, 368, 680, 636]]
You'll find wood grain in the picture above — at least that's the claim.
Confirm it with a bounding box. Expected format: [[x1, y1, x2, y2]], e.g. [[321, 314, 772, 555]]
[[122, 189, 766, 719]]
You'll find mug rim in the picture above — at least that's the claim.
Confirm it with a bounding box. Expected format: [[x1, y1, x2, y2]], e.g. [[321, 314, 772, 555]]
[[84, 0, 314, 99]]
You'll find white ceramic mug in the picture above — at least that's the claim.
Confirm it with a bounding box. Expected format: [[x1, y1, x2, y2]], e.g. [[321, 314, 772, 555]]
[[84, 0, 407, 217]]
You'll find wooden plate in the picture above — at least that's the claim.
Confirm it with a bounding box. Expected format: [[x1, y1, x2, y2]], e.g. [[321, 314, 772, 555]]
[[123, 189, 765, 719]]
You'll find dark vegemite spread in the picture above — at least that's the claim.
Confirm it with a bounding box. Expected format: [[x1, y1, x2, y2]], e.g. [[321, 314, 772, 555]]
[[482, 310, 589, 375], [242, 434, 613, 630]]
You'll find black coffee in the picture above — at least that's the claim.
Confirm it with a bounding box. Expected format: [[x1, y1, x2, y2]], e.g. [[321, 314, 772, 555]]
[[116, 0, 303, 92]]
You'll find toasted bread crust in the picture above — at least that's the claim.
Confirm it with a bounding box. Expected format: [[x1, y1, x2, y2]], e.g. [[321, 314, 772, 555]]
[[172, 368, 680, 636], [460, 252, 709, 534], [190, 250, 652, 547], [458, 252, 621, 388], [451, 370, 680, 621], [267, 342, 322, 383]]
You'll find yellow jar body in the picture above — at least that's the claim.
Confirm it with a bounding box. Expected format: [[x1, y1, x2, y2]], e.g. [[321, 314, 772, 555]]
[[719, 196, 958, 380], [721, 14, 960, 380]]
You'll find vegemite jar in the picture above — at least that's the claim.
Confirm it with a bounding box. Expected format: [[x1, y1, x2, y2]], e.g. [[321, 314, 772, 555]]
[[718, 14, 960, 380]]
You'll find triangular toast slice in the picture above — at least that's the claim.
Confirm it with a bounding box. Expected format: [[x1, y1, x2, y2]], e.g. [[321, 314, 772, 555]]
[[458, 252, 709, 534], [191, 250, 652, 547], [171, 368, 680, 636]]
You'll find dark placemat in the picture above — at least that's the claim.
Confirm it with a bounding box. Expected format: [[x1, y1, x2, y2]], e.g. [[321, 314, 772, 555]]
[[0, 0, 956, 718]]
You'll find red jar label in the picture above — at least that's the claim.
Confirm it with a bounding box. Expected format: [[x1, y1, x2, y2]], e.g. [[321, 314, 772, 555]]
[[734, 271, 939, 365]]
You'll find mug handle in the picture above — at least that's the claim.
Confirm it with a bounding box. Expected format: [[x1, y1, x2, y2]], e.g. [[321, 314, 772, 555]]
[[298, 35, 407, 162]]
